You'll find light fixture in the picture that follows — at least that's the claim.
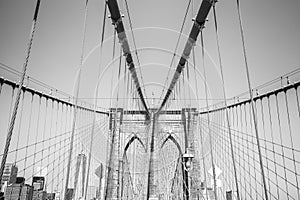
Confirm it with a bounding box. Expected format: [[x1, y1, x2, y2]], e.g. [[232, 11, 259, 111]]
[[183, 148, 194, 171]]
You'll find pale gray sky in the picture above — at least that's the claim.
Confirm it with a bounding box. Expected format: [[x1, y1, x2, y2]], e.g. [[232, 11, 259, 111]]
[[0, 0, 299, 107]]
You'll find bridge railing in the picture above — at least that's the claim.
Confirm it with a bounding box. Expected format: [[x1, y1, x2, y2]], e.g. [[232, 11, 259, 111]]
[[0, 76, 108, 199], [198, 80, 300, 199]]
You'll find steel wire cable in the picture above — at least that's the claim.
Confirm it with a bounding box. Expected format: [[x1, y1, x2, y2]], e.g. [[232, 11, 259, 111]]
[[159, 0, 192, 101], [199, 120, 273, 199], [123, 0, 148, 104], [200, 30, 218, 200], [199, 106, 300, 199], [214, 125, 296, 199], [31, 95, 42, 178], [64, 1, 89, 197], [201, 114, 300, 166], [14, 90, 25, 163], [283, 90, 300, 199], [23, 94, 34, 177], [211, 3, 242, 199], [0, 0, 41, 183], [20, 119, 102, 179], [0, 62, 72, 99], [0, 116, 105, 158]]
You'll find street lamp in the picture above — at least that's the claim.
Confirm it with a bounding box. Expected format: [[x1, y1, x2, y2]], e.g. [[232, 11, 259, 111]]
[[183, 148, 194, 171]]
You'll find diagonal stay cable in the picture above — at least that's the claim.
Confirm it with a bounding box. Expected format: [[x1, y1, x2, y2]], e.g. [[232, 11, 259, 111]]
[[159, 0, 192, 101], [157, 0, 214, 113], [123, 0, 148, 103]]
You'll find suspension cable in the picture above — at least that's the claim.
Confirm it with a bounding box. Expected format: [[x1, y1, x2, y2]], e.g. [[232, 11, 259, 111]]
[[0, 62, 72, 99], [107, 0, 149, 115], [56, 102, 64, 192], [23, 94, 34, 177], [123, 0, 148, 102], [211, 2, 242, 199], [235, 1, 269, 198], [85, 1, 108, 198], [160, 0, 192, 101], [158, 0, 213, 113], [64, 0, 89, 199], [32, 96, 42, 177], [97, 2, 107, 77], [0, 0, 41, 182], [51, 101, 60, 192], [200, 31, 218, 200], [45, 99, 54, 191], [14, 90, 25, 163]]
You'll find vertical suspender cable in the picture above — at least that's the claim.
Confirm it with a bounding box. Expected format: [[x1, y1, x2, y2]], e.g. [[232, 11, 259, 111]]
[[293, 87, 300, 199], [14, 90, 26, 163], [244, 103, 253, 197], [51, 101, 60, 192], [267, 97, 279, 198], [57, 102, 64, 191], [284, 90, 299, 199], [23, 94, 34, 177], [211, 2, 240, 200], [32, 96, 42, 176], [249, 102, 258, 199], [64, 1, 89, 199], [259, 99, 272, 198], [46, 100, 54, 191], [239, 104, 247, 198], [0, 0, 41, 185], [84, 2, 107, 200], [200, 32, 218, 200], [235, 0, 268, 199], [40, 98, 48, 175], [198, 116, 208, 200], [7, 88, 15, 136], [97, 2, 107, 77], [275, 95, 289, 199], [62, 104, 69, 193]]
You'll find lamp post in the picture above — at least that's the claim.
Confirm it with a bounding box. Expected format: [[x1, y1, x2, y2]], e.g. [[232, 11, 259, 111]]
[[183, 147, 194, 200]]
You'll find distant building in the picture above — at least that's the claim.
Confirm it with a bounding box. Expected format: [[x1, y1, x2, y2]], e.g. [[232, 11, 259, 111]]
[[45, 192, 55, 200], [2, 163, 18, 184], [5, 184, 33, 200], [32, 177, 45, 191], [1, 163, 18, 193], [32, 190, 46, 200], [65, 188, 73, 200]]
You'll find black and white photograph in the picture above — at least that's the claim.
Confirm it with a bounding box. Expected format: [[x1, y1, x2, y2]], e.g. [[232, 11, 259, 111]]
[[0, 0, 299, 199]]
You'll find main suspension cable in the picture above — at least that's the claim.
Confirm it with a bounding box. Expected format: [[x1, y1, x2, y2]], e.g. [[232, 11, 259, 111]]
[[0, 0, 42, 187]]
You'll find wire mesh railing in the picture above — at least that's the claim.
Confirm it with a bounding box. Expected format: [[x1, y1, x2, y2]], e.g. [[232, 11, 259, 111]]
[[198, 79, 300, 199]]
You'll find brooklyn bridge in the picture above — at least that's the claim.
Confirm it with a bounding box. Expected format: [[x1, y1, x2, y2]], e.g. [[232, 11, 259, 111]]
[[0, 0, 299, 199]]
